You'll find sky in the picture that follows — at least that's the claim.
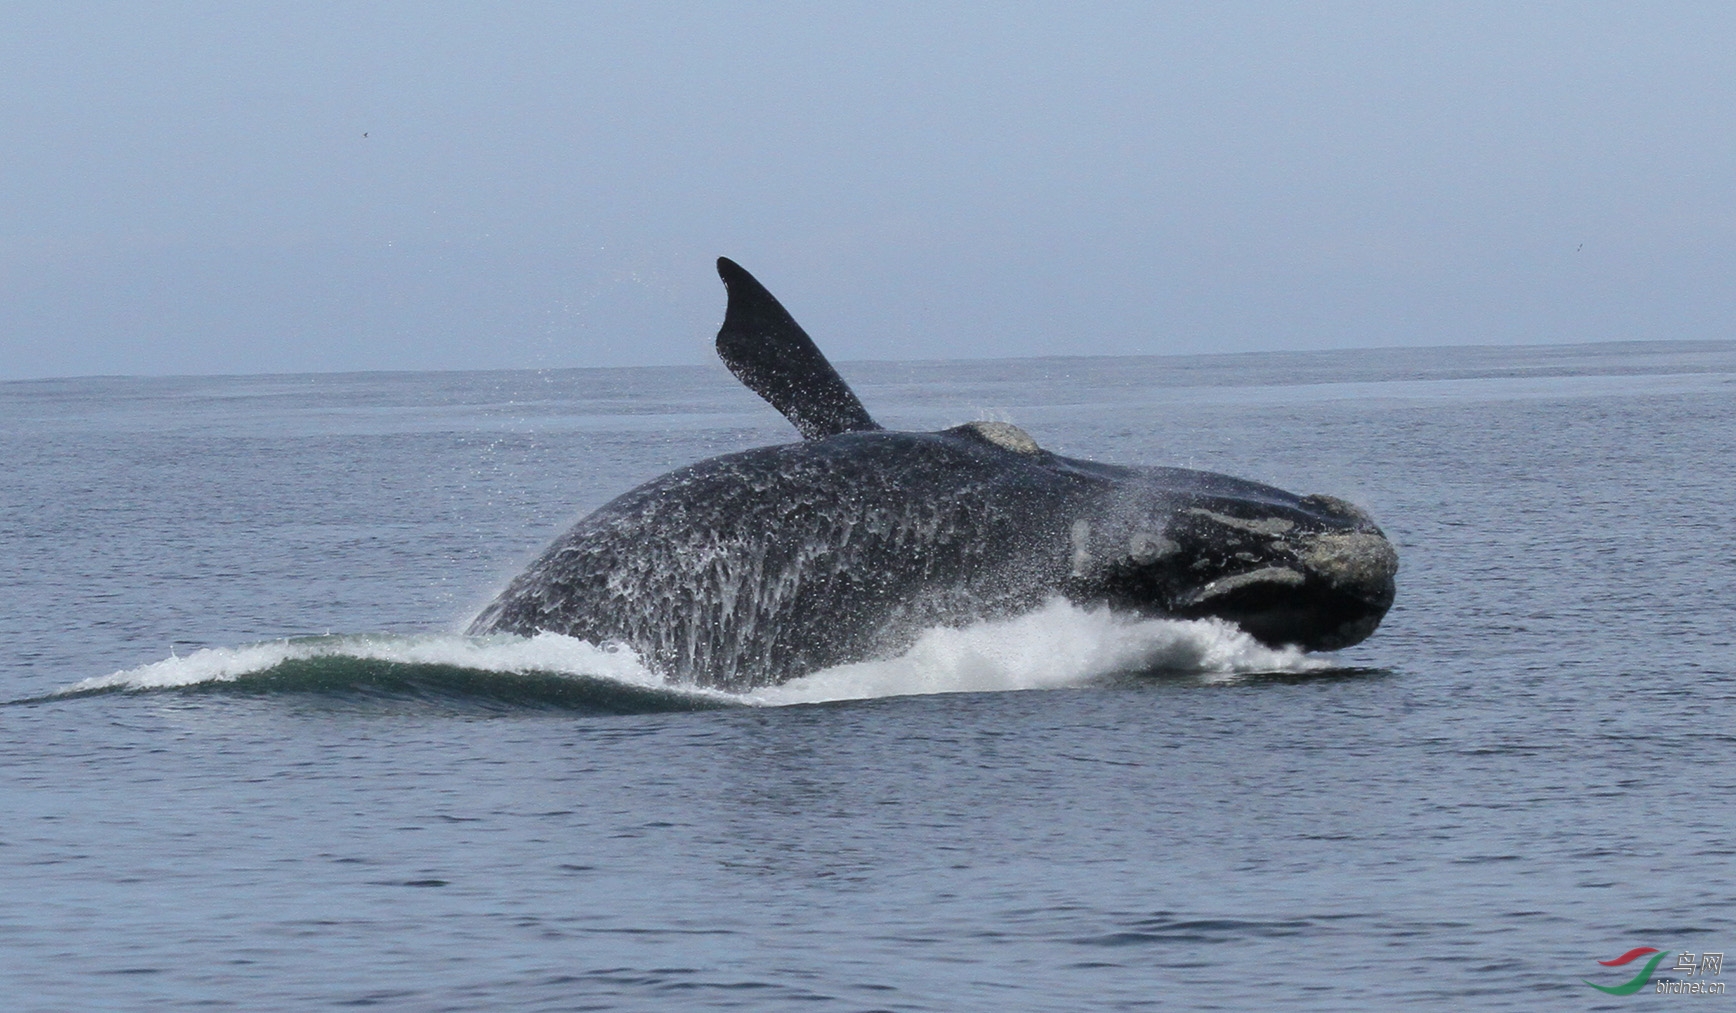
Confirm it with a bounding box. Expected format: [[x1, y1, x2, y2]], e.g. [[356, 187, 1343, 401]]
[[2, 3, 1733, 380]]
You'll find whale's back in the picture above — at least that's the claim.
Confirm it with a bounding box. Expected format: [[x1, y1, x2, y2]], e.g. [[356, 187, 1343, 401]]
[[469, 432, 1082, 688]]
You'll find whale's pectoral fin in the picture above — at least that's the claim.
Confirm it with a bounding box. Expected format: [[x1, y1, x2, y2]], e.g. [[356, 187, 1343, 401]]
[[715, 257, 882, 440]]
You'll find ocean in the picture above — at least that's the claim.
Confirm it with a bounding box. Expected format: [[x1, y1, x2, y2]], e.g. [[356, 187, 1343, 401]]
[[3, 340, 1733, 1010]]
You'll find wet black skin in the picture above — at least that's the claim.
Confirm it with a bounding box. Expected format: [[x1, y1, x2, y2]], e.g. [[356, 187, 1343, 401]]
[[470, 425, 1397, 689]]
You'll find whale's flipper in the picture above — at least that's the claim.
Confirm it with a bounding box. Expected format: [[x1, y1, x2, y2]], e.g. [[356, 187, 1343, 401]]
[[715, 257, 881, 440]]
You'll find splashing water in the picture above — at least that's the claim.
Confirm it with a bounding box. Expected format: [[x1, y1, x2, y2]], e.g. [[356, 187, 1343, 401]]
[[63, 632, 664, 694], [55, 599, 1325, 710], [751, 599, 1325, 705]]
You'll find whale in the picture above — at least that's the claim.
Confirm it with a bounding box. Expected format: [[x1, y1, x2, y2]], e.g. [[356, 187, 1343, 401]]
[[468, 258, 1399, 689]]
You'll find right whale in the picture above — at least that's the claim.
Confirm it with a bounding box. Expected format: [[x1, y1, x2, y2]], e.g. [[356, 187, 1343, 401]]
[[469, 259, 1398, 689]]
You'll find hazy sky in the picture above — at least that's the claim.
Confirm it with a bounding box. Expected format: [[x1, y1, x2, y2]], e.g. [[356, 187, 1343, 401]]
[[2, 3, 1733, 379]]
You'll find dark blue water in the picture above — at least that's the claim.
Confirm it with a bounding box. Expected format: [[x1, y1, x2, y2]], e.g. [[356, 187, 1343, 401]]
[[3, 342, 1734, 1010]]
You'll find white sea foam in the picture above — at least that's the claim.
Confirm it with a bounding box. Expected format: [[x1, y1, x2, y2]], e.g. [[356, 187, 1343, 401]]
[[65, 599, 1325, 704], [63, 631, 672, 694], [751, 599, 1325, 705]]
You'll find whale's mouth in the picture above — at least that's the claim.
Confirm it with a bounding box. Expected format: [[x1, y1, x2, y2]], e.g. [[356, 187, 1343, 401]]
[[1171, 529, 1399, 651], [1176, 570, 1392, 651]]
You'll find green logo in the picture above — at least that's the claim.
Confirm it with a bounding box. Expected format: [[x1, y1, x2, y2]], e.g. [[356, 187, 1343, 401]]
[[1585, 947, 1668, 996]]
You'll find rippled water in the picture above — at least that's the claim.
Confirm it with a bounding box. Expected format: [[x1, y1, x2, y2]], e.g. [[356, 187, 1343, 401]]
[[3, 341, 1734, 1010]]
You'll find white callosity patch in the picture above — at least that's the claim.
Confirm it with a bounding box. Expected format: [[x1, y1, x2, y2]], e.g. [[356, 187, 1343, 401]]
[[1299, 531, 1401, 591], [961, 420, 1042, 455], [1179, 566, 1307, 607], [1128, 531, 1179, 563], [1184, 507, 1296, 537]]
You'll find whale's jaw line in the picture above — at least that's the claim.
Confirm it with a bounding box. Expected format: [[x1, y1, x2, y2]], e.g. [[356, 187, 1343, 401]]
[[1168, 529, 1399, 651], [1174, 572, 1395, 651]]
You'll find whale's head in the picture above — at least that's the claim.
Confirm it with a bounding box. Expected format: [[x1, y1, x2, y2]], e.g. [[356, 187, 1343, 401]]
[[1068, 468, 1398, 651]]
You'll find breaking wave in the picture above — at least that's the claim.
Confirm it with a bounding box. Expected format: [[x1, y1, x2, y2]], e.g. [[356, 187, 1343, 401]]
[[748, 600, 1325, 705], [44, 600, 1328, 713]]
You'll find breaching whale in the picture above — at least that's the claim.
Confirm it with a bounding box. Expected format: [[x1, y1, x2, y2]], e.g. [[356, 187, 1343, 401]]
[[469, 258, 1398, 689]]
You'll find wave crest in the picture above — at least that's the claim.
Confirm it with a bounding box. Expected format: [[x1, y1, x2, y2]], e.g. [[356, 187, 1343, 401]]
[[54, 600, 1327, 711], [753, 599, 1325, 704]]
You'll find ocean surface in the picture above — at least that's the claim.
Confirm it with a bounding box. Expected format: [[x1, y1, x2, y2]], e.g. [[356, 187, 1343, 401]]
[[3, 341, 1734, 1010]]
